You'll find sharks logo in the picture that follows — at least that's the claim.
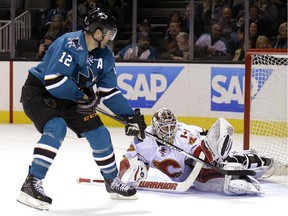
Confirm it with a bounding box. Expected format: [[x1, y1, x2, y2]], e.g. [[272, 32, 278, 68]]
[[67, 37, 83, 51], [72, 56, 103, 88], [73, 67, 97, 88]]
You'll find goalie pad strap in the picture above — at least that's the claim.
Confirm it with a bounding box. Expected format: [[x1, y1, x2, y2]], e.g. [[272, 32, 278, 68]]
[[225, 150, 274, 179]]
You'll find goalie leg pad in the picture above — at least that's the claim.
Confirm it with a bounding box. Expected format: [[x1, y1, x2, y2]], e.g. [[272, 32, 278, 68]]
[[223, 163, 262, 195], [120, 157, 148, 186], [225, 150, 274, 179]]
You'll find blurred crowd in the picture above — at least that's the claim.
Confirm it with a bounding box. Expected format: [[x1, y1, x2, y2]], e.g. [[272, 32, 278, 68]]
[[10, 0, 288, 61], [123, 0, 287, 61]]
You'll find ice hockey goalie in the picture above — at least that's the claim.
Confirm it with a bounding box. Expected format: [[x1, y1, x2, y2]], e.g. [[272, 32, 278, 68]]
[[118, 109, 274, 195]]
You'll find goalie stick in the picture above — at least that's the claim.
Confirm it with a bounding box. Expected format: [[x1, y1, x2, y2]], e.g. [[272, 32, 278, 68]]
[[77, 177, 195, 193], [77, 151, 203, 193], [95, 106, 256, 176]]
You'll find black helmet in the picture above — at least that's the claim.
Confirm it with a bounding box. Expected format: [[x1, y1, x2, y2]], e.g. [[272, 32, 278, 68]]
[[84, 8, 117, 41]]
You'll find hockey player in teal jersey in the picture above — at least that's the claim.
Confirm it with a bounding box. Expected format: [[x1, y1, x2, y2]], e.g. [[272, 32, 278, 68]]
[[17, 8, 146, 211]]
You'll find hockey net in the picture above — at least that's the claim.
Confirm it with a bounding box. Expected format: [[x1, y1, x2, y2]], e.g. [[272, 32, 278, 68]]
[[244, 49, 288, 175]]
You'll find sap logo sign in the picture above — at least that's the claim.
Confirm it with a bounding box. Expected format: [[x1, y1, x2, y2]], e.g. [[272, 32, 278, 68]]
[[211, 67, 245, 113], [116, 66, 183, 108]]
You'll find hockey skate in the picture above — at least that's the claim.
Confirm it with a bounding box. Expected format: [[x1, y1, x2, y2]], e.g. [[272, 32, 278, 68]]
[[105, 177, 138, 200], [17, 174, 52, 211]]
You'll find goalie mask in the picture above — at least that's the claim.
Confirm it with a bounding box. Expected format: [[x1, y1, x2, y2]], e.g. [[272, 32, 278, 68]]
[[84, 8, 117, 41], [152, 108, 178, 142]]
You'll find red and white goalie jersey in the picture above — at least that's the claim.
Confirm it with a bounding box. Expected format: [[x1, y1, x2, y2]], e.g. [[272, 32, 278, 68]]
[[123, 123, 205, 182]]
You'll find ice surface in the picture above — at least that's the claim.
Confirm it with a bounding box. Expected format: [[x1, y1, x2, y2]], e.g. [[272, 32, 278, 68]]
[[0, 124, 287, 216]]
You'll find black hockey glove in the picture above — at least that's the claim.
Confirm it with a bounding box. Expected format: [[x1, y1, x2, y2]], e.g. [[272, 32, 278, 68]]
[[77, 88, 98, 114], [123, 108, 146, 141], [185, 158, 195, 169]]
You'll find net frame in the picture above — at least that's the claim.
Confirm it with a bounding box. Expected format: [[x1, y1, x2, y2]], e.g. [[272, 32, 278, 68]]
[[244, 49, 288, 174]]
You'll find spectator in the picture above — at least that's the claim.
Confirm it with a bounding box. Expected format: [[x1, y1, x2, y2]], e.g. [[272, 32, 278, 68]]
[[115, 32, 157, 60], [44, 14, 65, 40], [138, 19, 151, 33], [211, 0, 226, 24], [63, 10, 84, 33], [162, 10, 182, 37], [236, 14, 245, 28], [249, 4, 265, 36], [258, 0, 279, 38], [159, 20, 182, 60], [168, 10, 182, 23], [231, 0, 244, 20], [36, 34, 55, 60], [173, 32, 190, 60], [164, 20, 181, 41], [195, 0, 212, 33], [249, 21, 260, 48], [173, 32, 200, 60], [132, 19, 161, 51], [255, 35, 272, 48], [195, 23, 230, 60], [180, 4, 204, 38], [158, 37, 182, 60], [35, 0, 70, 39], [78, 0, 99, 23], [232, 25, 246, 61], [43, 0, 69, 26], [231, 0, 254, 20], [219, 6, 238, 53], [274, 22, 287, 49]]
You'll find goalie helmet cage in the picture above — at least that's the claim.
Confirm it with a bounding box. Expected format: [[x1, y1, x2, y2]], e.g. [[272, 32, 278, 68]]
[[244, 49, 288, 175]]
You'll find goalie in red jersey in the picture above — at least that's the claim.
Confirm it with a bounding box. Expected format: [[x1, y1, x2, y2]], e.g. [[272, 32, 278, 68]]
[[118, 108, 274, 195]]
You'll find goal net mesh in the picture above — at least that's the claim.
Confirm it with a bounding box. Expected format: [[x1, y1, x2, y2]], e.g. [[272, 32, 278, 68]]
[[246, 51, 287, 174]]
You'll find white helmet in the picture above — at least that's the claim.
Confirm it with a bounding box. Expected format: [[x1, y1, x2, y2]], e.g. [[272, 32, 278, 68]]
[[152, 108, 178, 142]]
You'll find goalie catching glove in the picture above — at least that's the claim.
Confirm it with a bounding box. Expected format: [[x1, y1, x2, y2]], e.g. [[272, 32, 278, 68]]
[[77, 87, 98, 114], [123, 108, 146, 141]]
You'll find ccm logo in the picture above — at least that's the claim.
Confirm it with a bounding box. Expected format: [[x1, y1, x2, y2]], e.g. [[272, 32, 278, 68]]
[[83, 113, 98, 121]]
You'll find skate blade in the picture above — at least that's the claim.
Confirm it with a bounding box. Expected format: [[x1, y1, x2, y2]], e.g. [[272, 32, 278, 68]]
[[109, 193, 138, 200], [17, 192, 50, 211]]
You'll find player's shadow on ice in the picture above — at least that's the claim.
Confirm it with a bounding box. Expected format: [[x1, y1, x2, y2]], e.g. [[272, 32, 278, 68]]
[[47, 201, 151, 216], [48, 209, 150, 216]]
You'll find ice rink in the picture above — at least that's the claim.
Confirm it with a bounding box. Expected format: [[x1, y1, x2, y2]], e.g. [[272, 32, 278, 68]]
[[1, 124, 287, 216]]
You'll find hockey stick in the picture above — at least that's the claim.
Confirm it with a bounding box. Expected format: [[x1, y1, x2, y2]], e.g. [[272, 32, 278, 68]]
[[77, 177, 193, 192], [77, 153, 203, 193], [96, 106, 256, 176]]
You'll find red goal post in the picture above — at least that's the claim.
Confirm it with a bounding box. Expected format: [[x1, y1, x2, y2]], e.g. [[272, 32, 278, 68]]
[[244, 49, 288, 174]]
